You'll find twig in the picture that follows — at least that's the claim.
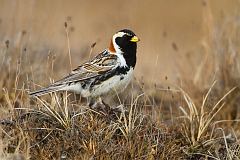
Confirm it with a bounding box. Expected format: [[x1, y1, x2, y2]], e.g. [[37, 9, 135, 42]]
[[64, 22, 72, 71]]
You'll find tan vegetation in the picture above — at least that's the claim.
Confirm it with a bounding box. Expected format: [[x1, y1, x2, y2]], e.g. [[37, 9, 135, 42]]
[[0, 0, 240, 159]]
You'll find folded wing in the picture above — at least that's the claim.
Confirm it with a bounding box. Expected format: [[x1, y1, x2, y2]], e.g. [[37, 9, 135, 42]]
[[29, 51, 119, 96]]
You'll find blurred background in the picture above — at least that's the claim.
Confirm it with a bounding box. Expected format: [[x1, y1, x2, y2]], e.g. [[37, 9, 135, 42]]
[[0, 0, 239, 91], [1, 1, 240, 158]]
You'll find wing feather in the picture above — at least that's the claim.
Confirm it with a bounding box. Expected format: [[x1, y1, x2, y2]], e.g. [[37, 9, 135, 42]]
[[51, 51, 119, 85]]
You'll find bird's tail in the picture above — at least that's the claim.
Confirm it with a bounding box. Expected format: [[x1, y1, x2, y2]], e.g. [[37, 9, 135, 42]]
[[29, 85, 64, 97]]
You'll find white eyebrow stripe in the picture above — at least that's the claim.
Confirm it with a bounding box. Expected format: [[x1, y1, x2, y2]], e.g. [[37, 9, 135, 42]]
[[113, 32, 125, 38], [112, 32, 125, 54]]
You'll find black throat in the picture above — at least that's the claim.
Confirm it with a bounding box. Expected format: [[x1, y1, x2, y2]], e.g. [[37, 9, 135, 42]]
[[121, 43, 137, 68]]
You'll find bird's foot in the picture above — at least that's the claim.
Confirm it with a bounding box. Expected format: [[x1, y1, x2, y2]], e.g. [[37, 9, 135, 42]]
[[89, 99, 128, 120], [89, 98, 111, 114]]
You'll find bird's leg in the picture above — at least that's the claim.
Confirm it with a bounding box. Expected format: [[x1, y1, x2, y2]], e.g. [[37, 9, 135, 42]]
[[87, 97, 95, 108], [88, 97, 111, 113], [88, 97, 103, 108], [98, 97, 112, 113], [96, 97, 111, 108], [100, 98, 111, 108], [97, 97, 104, 105], [90, 97, 104, 108]]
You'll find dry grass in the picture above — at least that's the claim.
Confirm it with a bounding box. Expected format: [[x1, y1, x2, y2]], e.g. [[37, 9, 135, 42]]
[[1, 1, 240, 159]]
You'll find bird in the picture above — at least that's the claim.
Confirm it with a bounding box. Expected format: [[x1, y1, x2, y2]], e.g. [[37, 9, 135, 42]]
[[29, 29, 139, 104]]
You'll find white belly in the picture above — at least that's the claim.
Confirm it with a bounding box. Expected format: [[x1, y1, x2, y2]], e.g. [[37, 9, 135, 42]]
[[90, 68, 134, 97]]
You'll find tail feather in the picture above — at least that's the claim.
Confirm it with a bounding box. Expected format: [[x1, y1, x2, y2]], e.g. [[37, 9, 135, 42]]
[[29, 86, 63, 97]]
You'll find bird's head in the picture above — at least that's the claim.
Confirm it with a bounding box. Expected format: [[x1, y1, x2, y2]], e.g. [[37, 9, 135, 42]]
[[109, 29, 140, 54]]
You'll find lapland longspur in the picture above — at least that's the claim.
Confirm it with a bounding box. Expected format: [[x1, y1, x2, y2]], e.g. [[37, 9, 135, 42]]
[[29, 29, 139, 101]]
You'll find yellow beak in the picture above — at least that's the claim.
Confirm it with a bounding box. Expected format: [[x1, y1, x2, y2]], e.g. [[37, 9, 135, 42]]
[[130, 36, 140, 42]]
